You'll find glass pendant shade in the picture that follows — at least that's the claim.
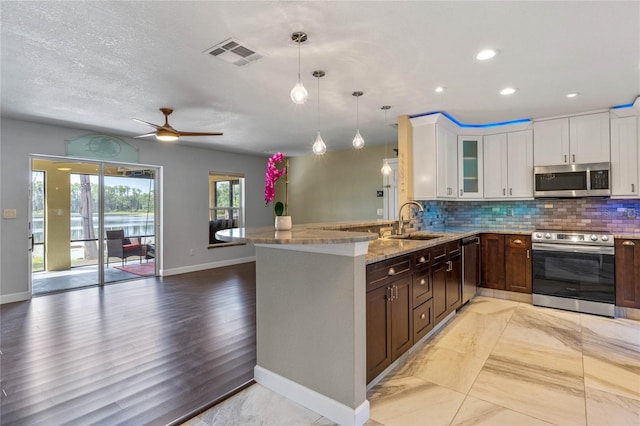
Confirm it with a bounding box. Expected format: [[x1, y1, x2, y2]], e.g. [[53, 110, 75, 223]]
[[352, 129, 365, 149], [381, 158, 392, 175], [290, 80, 308, 104], [312, 131, 327, 155]]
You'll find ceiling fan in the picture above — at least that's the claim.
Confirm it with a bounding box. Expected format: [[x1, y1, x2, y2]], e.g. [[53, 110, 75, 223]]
[[133, 108, 223, 142]]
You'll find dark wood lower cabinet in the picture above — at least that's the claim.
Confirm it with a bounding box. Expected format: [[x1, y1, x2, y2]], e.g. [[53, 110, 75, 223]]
[[481, 233, 532, 294], [481, 234, 505, 289], [391, 276, 414, 360], [366, 241, 463, 383], [446, 253, 462, 311], [615, 239, 640, 308], [505, 235, 532, 293], [366, 284, 392, 382], [432, 261, 448, 323]]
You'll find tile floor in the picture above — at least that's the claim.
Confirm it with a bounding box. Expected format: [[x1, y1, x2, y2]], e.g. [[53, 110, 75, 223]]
[[183, 296, 640, 426]]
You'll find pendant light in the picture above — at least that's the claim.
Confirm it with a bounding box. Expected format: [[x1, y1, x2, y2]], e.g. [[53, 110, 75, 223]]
[[290, 32, 308, 105], [352, 91, 365, 149], [312, 70, 327, 155], [381, 105, 392, 175]]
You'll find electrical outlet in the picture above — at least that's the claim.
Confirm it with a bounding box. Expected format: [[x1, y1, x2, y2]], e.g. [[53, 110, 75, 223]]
[[189, 249, 194, 256], [628, 208, 636, 218], [376, 208, 384, 216], [506, 208, 514, 216]]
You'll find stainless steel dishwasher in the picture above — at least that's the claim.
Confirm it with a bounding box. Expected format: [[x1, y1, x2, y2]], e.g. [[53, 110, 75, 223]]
[[461, 236, 480, 304]]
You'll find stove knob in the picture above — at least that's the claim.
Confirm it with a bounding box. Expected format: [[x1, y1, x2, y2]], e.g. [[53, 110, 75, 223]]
[[535, 232, 543, 239], [601, 235, 609, 242], [590, 235, 598, 241], [544, 233, 552, 239]]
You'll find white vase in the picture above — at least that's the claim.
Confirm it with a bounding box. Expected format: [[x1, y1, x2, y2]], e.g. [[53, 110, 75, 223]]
[[275, 215, 292, 231]]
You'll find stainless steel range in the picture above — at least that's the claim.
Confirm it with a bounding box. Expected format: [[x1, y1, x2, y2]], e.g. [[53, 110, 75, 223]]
[[531, 230, 615, 317]]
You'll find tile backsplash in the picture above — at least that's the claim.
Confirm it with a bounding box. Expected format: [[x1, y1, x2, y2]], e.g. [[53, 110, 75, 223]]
[[415, 199, 640, 233]]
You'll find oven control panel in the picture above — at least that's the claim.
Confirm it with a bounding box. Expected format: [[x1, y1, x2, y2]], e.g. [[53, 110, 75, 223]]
[[532, 231, 614, 246]]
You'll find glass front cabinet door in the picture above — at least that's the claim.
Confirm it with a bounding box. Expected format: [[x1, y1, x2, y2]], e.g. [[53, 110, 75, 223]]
[[458, 135, 483, 199]]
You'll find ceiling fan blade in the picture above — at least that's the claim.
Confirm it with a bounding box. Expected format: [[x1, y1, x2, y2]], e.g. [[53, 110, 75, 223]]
[[177, 131, 224, 137], [134, 132, 157, 138], [133, 118, 161, 130]]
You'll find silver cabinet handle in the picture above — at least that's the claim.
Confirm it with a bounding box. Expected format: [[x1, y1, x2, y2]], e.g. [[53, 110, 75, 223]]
[[527, 249, 530, 259], [573, 154, 576, 163], [633, 183, 636, 193], [564, 154, 568, 163], [388, 267, 396, 276], [393, 285, 398, 300], [503, 188, 506, 196], [460, 188, 463, 196], [622, 241, 635, 246], [509, 188, 513, 196], [420, 278, 426, 286]]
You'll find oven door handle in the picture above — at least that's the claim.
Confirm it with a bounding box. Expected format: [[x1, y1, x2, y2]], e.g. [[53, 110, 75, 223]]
[[532, 243, 614, 255]]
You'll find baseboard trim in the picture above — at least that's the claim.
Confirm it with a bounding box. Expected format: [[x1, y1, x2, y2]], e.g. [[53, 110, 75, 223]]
[[161, 256, 255, 276], [0, 291, 31, 304], [254, 365, 369, 426]]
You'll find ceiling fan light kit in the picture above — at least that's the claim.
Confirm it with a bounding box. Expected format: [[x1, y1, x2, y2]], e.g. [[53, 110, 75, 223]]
[[133, 108, 223, 142]]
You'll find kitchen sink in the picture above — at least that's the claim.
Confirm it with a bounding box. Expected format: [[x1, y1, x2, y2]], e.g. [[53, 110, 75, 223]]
[[385, 234, 443, 241]]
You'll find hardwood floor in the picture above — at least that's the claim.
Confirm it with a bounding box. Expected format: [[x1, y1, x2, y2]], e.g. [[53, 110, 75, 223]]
[[0, 264, 257, 425]]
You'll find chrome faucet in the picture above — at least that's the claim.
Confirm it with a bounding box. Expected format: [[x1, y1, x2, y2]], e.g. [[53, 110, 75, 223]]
[[396, 200, 424, 235]]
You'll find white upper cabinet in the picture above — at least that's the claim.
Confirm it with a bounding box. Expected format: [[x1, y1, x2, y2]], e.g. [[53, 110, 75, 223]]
[[610, 116, 639, 198], [458, 135, 483, 199], [483, 133, 508, 198], [483, 130, 533, 199], [533, 112, 610, 166], [507, 130, 534, 197], [411, 115, 458, 200], [569, 112, 611, 164], [436, 124, 458, 199], [532, 119, 569, 166]]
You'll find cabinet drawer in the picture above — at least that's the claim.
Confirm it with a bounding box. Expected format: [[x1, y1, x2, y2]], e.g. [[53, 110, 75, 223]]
[[367, 255, 412, 290], [432, 245, 447, 264], [413, 270, 432, 307], [413, 299, 434, 342], [413, 249, 431, 270], [446, 240, 461, 257], [506, 235, 531, 248]]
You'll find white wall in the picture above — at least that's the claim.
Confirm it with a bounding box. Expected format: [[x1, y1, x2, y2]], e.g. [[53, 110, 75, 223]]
[[0, 117, 272, 303]]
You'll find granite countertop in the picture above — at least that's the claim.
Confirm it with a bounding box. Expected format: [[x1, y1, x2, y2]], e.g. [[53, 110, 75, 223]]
[[218, 220, 640, 264], [215, 225, 377, 245]]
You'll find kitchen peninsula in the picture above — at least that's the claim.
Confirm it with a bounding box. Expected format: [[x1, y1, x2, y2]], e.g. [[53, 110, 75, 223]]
[[216, 226, 376, 426]]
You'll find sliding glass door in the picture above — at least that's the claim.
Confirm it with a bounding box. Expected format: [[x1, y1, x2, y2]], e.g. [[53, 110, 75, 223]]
[[103, 164, 156, 284], [30, 156, 159, 295]]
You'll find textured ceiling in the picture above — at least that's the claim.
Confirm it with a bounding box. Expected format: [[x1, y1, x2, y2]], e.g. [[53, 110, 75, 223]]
[[1, 1, 639, 156]]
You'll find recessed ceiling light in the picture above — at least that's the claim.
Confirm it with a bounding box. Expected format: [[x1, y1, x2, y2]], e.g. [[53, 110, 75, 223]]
[[566, 92, 579, 98], [500, 87, 518, 96], [435, 86, 445, 93], [475, 49, 498, 61]]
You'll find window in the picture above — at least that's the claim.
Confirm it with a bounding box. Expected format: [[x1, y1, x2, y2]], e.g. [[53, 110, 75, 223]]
[[209, 172, 244, 245]]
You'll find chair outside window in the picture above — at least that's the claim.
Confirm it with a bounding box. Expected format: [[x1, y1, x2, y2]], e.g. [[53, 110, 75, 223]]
[[106, 230, 143, 266]]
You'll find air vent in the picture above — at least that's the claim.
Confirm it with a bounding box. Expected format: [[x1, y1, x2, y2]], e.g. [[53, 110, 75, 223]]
[[204, 38, 263, 66]]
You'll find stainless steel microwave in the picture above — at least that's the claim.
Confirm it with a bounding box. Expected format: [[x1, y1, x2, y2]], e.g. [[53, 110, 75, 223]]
[[534, 162, 611, 198]]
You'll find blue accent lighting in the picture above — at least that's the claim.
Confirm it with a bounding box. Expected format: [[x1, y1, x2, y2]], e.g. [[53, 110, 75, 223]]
[[408, 111, 531, 129]]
